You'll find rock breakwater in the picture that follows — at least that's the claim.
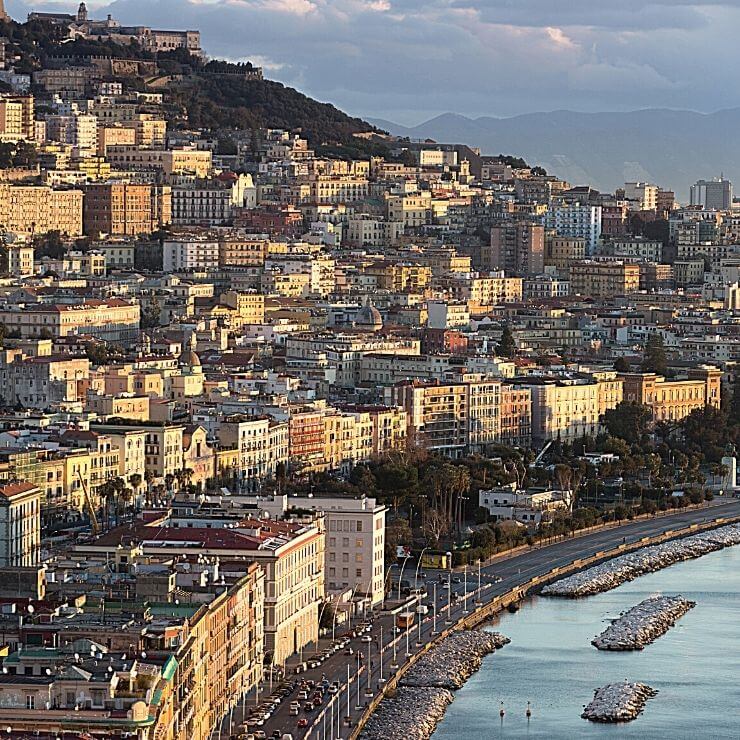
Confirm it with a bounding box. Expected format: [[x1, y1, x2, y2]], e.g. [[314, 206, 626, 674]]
[[358, 630, 509, 740], [581, 681, 658, 723], [543, 522, 740, 597], [400, 630, 510, 690], [359, 687, 453, 740], [592, 595, 695, 650]]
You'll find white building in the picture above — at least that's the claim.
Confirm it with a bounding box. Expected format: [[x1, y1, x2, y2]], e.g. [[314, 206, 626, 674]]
[[218, 415, 289, 492], [544, 203, 602, 255], [162, 237, 219, 272], [0, 482, 41, 567], [300, 495, 386, 607], [478, 484, 570, 528]]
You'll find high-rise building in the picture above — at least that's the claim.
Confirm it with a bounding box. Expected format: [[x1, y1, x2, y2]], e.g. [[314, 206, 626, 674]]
[[623, 182, 658, 211], [486, 221, 545, 275], [690, 177, 733, 210], [544, 202, 602, 255]]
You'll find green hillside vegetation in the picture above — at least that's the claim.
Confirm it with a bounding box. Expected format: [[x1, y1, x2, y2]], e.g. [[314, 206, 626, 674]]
[[0, 18, 386, 154]]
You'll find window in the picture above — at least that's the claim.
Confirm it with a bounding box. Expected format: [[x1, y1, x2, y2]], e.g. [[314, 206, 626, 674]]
[[26, 695, 35, 709]]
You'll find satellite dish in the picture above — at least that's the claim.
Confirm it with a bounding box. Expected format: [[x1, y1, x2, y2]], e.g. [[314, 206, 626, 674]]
[[141, 651, 147, 659], [45, 668, 51, 676], [27, 605, 34, 615]]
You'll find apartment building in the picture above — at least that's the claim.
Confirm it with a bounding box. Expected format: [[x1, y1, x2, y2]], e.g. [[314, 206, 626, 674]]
[[0, 184, 83, 236], [544, 203, 602, 254], [218, 415, 289, 492], [0, 482, 40, 567], [500, 386, 532, 448], [486, 221, 545, 275], [83, 182, 172, 237], [344, 215, 403, 247], [143, 424, 185, 482], [388, 380, 470, 457], [518, 377, 605, 444], [544, 234, 587, 275], [0, 347, 89, 407], [0, 299, 140, 343], [569, 260, 640, 298], [163, 237, 220, 272], [301, 494, 386, 607]]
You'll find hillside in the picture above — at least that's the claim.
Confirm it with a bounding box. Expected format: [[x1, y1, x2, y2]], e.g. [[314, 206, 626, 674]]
[[0, 17, 385, 155], [370, 110, 740, 199]]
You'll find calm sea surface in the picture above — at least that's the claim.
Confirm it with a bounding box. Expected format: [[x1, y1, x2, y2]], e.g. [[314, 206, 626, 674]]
[[432, 546, 740, 740]]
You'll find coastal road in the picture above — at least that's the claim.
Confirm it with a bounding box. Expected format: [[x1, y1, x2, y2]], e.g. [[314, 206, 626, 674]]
[[230, 498, 740, 740]]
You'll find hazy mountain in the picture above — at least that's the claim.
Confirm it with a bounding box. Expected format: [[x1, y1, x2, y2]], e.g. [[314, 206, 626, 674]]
[[369, 109, 740, 200]]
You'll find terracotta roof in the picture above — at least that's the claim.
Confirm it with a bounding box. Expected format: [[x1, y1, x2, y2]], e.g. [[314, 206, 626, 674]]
[[0, 482, 39, 498]]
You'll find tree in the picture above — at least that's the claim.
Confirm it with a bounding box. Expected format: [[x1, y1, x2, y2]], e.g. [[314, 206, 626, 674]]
[[603, 402, 652, 445], [613, 357, 631, 373], [641, 333, 668, 376], [497, 324, 517, 358], [385, 517, 411, 560], [681, 405, 730, 462]]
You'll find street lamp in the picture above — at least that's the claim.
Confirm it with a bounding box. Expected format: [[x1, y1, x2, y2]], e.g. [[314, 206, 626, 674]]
[[445, 551, 452, 624], [432, 581, 438, 635], [397, 553, 411, 600], [476, 558, 482, 606], [365, 640, 373, 697], [414, 547, 429, 588], [463, 562, 469, 614]]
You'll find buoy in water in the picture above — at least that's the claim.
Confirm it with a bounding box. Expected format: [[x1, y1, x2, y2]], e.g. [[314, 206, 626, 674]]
[[500, 701, 505, 718], [526, 701, 532, 718]]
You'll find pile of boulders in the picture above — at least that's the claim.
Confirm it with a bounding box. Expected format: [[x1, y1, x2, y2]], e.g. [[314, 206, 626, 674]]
[[359, 686, 453, 740], [400, 630, 510, 690], [592, 595, 695, 650], [543, 523, 740, 597], [581, 681, 658, 722]]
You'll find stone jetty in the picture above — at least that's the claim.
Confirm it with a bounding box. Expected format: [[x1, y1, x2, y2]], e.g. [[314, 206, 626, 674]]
[[359, 686, 453, 740], [592, 595, 695, 650], [358, 630, 509, 740], [581, 681, 658, 723], [543, 522, 740, 597], [400, 630, 510, 689]]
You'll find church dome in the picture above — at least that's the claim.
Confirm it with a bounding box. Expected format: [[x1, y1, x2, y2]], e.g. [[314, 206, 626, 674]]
[[356, 301, 383, 331]]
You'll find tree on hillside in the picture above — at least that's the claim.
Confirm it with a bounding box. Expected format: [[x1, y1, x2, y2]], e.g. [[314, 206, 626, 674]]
[[641, 333, 668, 376], [497, 324, 517, 358], [614, 357, 631, 373], [681, 405, 730, 462], [603, 402, 652, 445]]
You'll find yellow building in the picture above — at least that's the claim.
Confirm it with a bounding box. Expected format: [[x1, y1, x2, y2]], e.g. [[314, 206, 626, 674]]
[[570, 260, 641, 298], [0, 299, 140, 344], [364, 261, 431, 292], [520, 378, 604, 444], [0, 184, 82, 236], [620, 366, 722, 422]]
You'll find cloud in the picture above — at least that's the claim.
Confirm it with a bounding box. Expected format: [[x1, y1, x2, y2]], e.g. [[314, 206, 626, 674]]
[[8, 0, 740, 124]]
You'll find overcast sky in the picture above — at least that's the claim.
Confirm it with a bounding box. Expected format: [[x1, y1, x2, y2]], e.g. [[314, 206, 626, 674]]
[[9, 1, 740, 125]]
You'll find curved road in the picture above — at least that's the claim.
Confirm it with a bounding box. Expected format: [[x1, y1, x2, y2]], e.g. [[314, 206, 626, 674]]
[[228, 498, 740, 740]]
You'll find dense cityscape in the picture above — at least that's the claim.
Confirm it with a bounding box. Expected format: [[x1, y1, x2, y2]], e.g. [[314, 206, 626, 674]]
[[0, 2, 736, 739]]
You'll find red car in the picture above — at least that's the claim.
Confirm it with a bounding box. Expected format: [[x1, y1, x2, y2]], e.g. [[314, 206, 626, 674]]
[[297, 719, 308, 728]]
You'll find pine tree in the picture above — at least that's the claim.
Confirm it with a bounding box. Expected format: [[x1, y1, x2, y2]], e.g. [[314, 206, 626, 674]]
[[641, 333, 668, 376], [497, 324, 517, 358]]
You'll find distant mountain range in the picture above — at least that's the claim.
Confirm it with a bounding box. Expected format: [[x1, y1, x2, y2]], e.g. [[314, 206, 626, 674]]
[[370, 109, 740, 200]]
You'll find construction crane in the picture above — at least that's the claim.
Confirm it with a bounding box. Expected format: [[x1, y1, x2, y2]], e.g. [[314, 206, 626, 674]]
[[77, 469, 100, 536]]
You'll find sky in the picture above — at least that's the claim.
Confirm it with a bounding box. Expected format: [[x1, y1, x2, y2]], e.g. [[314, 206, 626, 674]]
[[8, 0, 740, 125]]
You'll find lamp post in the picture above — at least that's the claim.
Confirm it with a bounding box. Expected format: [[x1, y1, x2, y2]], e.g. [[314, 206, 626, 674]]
[[355, 652, 362, 710], [397, 553, 411, 600], [476, 558, 482, 605], [414, 547, 429, 589], [432, 581, 438, 634], [345, 663, 351, 726], [405, 619, 411, 658], [390, 623, 398, 668], [463, 562, 469, 614], [378, 625, 385, 684], [445, 551, 452, 624], [365, 641, 373, 697]]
